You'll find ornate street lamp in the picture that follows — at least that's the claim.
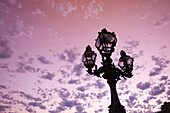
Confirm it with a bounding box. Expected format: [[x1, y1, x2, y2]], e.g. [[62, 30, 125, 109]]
[[82, 28, 134, 113]]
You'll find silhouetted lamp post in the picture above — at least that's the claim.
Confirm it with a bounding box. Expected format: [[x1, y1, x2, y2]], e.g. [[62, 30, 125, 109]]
[[82, 28, 134, 113]]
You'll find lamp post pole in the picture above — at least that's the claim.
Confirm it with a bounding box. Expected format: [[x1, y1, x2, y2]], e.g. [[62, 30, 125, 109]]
[[82, 28, 134, 113], [108, 80, 126, 113]]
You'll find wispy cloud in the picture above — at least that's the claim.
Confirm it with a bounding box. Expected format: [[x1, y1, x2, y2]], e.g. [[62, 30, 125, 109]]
[[56, 47, 80, 63], [32, 8, 47, 16], [155, 12, 170, 28], [0, 105, 10, 112], [77, 86, 88, 92], [93, 79, 105, 89], [46, 0, 104, 19], [0, 36, 13, 59], [41, 72, 55, 81], [149, 55, 169, 76], [0, 85, 7, 89], [28, 102, 46, 110], [72, 63, 84, 76], [7, 0, 17, 5], [12, 91, 42, 101], [38, 56, 52, 64], [68, 79, 81, 84]]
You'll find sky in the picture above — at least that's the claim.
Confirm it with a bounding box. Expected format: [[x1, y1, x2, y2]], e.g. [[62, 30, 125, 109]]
[[0, 0, 170, 113]]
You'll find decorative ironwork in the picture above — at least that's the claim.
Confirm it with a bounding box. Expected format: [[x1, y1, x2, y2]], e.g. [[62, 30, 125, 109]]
[[82, 28, 134, 113]]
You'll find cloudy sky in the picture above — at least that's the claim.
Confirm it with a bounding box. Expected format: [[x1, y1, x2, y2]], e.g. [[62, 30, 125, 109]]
[[0, 0, 170, 113]]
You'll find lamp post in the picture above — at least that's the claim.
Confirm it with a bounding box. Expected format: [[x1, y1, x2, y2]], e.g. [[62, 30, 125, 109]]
[[82, 28, 134, 113]]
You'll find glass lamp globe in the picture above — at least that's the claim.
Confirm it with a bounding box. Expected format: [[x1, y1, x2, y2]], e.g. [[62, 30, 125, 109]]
[[82, 45, 97, 69], [118, 50, 134, 73], [95, 28, 117, 56]]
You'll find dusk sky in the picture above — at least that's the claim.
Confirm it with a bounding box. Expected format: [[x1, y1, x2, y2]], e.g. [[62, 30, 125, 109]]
[[0, 0, 170, 113]]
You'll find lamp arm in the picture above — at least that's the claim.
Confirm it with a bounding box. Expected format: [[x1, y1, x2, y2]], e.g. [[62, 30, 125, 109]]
[[94, 65, 104, 77], [115, 67, 133, 79], [86, 65, 104, 78]]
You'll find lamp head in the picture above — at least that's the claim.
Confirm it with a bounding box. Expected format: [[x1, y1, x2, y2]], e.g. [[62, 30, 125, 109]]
[[95, 28, 117, 56], [118, 50, 134, 73], [82, 45, 97, 69]]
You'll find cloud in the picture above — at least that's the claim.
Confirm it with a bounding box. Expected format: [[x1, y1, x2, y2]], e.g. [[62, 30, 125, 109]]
[[0, 2, 10, 14], [143, 96, 156, 103], [12, 91, 42, 101], [59, 99, 80, 108], [1, 94, 13, 100], [77, 86, 87, 92], [125, 40, 139, 48], [95, 109, 104, 113], [38, 56, 52, 64], [57, 88, 71, 99], [139, 11, 150, 19], [160, 45, 167, 50], [15, 62, 26, 73], [0, 85, 7, 89], [82, 0, 104, 19], [122, 46, 133, 54], [0, 36, 13, 59], [151, 56, 170, 67], [0, 3, 33, 39], [126, 93, 137, 107], [155, 12, 170, 28], [58, 78, 66, 84], [41, 72, 55, 81], [132, 50, 143, 58], [135, 64, 144, 70], [14, 62, 36, 73], [149, 55, 170, 76], [75, 105, 85, 113], [46, 0, 103, 19], [93, 79, 105, 89], [166, 89, 170, 95], [0, 63, 9, 70], [28, 102, 46, 110], [156, 99, 162, 105], [57, 53, 66, 61], [72, 63, 84, 76], [8, 0, 17, 5], [160, 75, 168, 80], [149, 67, 163, 76], [149, 83, 165, 96], [47, 29, 61, 42], [96, 90, 108, 99], [136, 82, 151, 90], [0, 105, 10, 112], [68, 79, 81, 84], [57, 47, 80, 63], [24, 65, 36, 73], [64, 48, 80, 63], [50, 0, 77, 17], [74, 92, 89, 101], [25, 107, 36, 113], [49, 106, 66, 113], [61, 1, 77, 17], [58, 69, 70, 78], [32, 8, 47, 16], [8, 17, 34, 39]]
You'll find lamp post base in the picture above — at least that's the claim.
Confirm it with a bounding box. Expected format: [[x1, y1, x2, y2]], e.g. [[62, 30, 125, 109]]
[[108, 104, 126, 113]]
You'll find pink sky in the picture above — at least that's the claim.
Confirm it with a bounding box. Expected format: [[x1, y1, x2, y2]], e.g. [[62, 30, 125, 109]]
[[0, 0, 170, 113]]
